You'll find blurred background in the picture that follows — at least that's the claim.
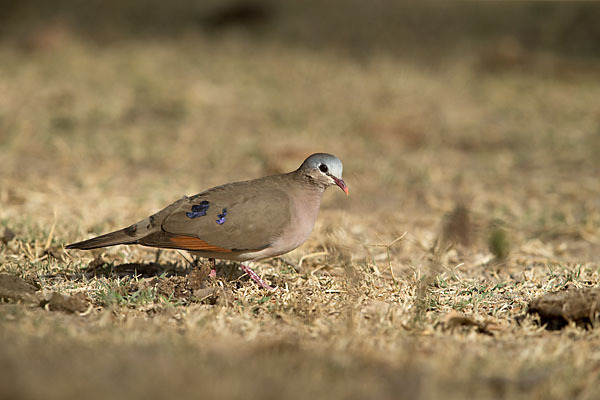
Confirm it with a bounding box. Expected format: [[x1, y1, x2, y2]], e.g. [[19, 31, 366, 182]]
[[2, 2, 600, 399], [3, 0, 600, 56]]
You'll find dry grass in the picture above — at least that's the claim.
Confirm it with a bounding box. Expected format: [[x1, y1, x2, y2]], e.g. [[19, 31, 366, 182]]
[[2, 7, 600, 399]]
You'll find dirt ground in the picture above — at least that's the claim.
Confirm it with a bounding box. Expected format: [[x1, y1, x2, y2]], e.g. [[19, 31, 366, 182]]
[[1, 2, 600, 399]]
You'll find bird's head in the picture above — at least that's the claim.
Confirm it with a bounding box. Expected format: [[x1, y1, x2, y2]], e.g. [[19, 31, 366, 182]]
[[298, 153, 348, 195]]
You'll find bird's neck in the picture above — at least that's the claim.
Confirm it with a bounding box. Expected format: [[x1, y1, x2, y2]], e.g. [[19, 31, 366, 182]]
[[292, 169, 329, 193]]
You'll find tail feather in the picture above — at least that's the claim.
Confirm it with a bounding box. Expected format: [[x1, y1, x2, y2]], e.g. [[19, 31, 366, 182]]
[[66, 227, 138, 250], [66, 204, 179, 251]]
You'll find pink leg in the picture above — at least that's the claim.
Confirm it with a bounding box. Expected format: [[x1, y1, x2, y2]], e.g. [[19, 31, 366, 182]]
[[240, 264, 274, 290], [208, 258, 216, 278]]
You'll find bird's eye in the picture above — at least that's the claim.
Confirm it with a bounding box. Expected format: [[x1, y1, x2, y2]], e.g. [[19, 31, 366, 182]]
[[319, 164, 329, 173]]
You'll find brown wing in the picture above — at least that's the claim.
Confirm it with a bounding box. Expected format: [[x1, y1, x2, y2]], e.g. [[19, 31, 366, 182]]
[[158, 176, 293, 251]]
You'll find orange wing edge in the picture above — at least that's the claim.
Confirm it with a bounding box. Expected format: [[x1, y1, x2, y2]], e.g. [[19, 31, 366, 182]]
[[168, 235, 233, 252]]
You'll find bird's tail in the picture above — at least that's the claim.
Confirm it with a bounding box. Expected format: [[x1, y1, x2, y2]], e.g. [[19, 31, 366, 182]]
[[66, 228, 137, 250], [66, 224, 140, 250], [66, 197, 188, 251]]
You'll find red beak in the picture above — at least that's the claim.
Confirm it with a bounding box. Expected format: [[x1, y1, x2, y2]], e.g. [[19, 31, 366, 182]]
[[332, 176, 349, 196]]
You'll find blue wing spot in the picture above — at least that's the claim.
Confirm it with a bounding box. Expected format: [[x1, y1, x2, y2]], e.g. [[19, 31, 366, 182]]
[[216, 208, 227, 225], [186, 201, 210, 219]]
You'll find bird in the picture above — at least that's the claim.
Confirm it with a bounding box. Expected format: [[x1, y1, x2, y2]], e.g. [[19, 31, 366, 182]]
[[66, 153, 348, 290]]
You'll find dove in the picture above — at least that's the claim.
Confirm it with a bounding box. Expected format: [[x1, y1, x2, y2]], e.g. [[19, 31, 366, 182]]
[[66, 153, 348, 290]]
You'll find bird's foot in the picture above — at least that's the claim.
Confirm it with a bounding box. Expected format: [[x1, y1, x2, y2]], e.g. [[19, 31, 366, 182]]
[[207, 258, 217, 279], [240, 264, 275, 291]]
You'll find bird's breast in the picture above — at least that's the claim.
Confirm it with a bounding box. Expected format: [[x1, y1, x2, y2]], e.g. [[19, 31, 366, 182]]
[[270, 188, 323, 255]]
